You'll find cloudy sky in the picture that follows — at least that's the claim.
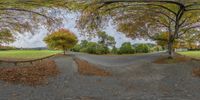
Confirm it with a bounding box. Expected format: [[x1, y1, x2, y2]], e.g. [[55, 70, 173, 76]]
[[11, 12, 154, 48]]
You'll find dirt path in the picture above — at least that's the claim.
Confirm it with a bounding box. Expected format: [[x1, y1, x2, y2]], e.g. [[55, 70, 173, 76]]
[[0, 53, 199, 100]]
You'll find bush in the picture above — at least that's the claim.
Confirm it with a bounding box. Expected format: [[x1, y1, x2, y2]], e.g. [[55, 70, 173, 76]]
[[118, 42, 135, 54], [150, 45, 163, 52], [86, 42, 97, 54], [71, 44, 81, 52], [71, 40, 110, 55], [111, 46, 118, 54], [96, 44, 109, 54], [135, 44, 150, 53]]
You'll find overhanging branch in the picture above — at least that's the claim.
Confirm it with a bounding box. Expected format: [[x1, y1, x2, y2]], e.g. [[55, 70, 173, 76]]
[[0, 8, 54, 21]]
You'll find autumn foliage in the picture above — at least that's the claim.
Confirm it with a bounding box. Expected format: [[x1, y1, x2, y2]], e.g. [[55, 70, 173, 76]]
[[0, 60, 59, 86], [153, 55, 191, 64], [193, 68, 200, 77], [44, 28, 77, 54], [74, 58, 111, 77]]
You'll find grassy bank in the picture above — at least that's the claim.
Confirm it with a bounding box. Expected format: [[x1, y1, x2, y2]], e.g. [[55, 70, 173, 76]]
[[0, 50, 62, 60], [178, 51, 200, 59]]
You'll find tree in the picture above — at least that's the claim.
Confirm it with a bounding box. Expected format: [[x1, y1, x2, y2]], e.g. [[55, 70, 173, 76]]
[[71, 44, 81, 52], [111, 46, 118, 54], [44, 29, 78, 54], [77, 0, 200, 58], [0, 29, 15, 45], [85, 42, 98, 54], [0, 1, 72, 34], [135, 44, 150, 53], [118, 42, 135, 54], [80, 40, 89, 48], [97, 31, 116, 47], [75, 40, 109, 54]]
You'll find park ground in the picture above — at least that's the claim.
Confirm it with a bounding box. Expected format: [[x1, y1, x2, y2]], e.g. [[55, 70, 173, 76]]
[[179, 51, 200, 59], [0, 50, 200, 100], [0, 50, 62, 60]]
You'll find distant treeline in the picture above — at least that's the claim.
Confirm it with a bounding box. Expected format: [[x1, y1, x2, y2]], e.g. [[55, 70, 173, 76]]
[[0, 46, 48, 50], [0, 46, 16, 50], [16, 47, 48, 50], [71, 40, 163, 55]]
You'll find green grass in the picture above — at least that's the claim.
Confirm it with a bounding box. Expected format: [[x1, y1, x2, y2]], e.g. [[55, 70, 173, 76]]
[[0, 50, 62, 60], [178, 51, 200, 58]]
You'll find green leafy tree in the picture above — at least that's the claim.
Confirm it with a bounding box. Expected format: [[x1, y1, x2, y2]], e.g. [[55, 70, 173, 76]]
[[97, 31, 116, 47], [80, 40, 89, 48], [111, 46, 118, 54], [44, 28, 78, 54], [73, 40, 110, 54], [77, 0, 200, 58], [86, 42, 98, 54], [71, 44, 81, 52], [118, 42, 135, 54], [135, 44, 150, 53], [96, 44, 109, 54]]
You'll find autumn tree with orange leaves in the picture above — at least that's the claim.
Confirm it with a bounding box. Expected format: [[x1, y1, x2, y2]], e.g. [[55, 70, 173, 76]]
[[44, 29, 78, 55]]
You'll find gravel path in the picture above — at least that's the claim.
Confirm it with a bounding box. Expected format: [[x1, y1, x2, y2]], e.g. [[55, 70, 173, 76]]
[[0, 53, 199, 100]]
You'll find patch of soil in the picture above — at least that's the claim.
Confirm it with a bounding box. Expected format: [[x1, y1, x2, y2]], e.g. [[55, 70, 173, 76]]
[[153, 55, 191, 64], [74, 58, 111, 77], [0, 60, 60, 86], [192, 68, 200, 77]]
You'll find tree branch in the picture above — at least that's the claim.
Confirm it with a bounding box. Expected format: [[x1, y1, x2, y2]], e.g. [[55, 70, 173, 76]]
[[99, 0, 184, 7], [0, 8, 54, 21]]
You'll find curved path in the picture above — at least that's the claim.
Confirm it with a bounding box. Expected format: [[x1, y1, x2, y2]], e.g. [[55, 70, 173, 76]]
[[72, 52, 164, 67], [0, 53, 199, 100]]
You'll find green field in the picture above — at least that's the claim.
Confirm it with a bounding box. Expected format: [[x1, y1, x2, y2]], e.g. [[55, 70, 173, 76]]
[[0, 50, 62, 60], [179, 51, 200, 58]]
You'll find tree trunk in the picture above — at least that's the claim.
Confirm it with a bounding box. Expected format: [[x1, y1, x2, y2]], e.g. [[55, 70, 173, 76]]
[[168, 41, 174, 59], [63, 50, 66, 55], [63, 46, 66, 55]]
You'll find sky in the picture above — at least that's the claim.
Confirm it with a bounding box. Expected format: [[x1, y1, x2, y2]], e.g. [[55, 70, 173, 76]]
[[10, 12, 154, 48]]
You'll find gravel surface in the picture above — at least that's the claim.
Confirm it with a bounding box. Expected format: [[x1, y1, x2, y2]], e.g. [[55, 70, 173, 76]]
[[0, 53, 199, 100]]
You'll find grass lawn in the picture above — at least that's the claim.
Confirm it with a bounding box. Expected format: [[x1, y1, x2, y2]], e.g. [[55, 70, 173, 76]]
[[0, 50, 62, 60], [178, 51, 200, 59]]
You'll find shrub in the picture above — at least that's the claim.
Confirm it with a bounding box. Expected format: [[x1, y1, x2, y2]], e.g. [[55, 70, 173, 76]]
[[96, 44, 109, 54], [118, 42, 135, 54], [86, 42, 98, 54], [71, 44, 81, 52], [111, 46, 118, 54], [151, 45, 163, 52], [135, 44, 150, 53]]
